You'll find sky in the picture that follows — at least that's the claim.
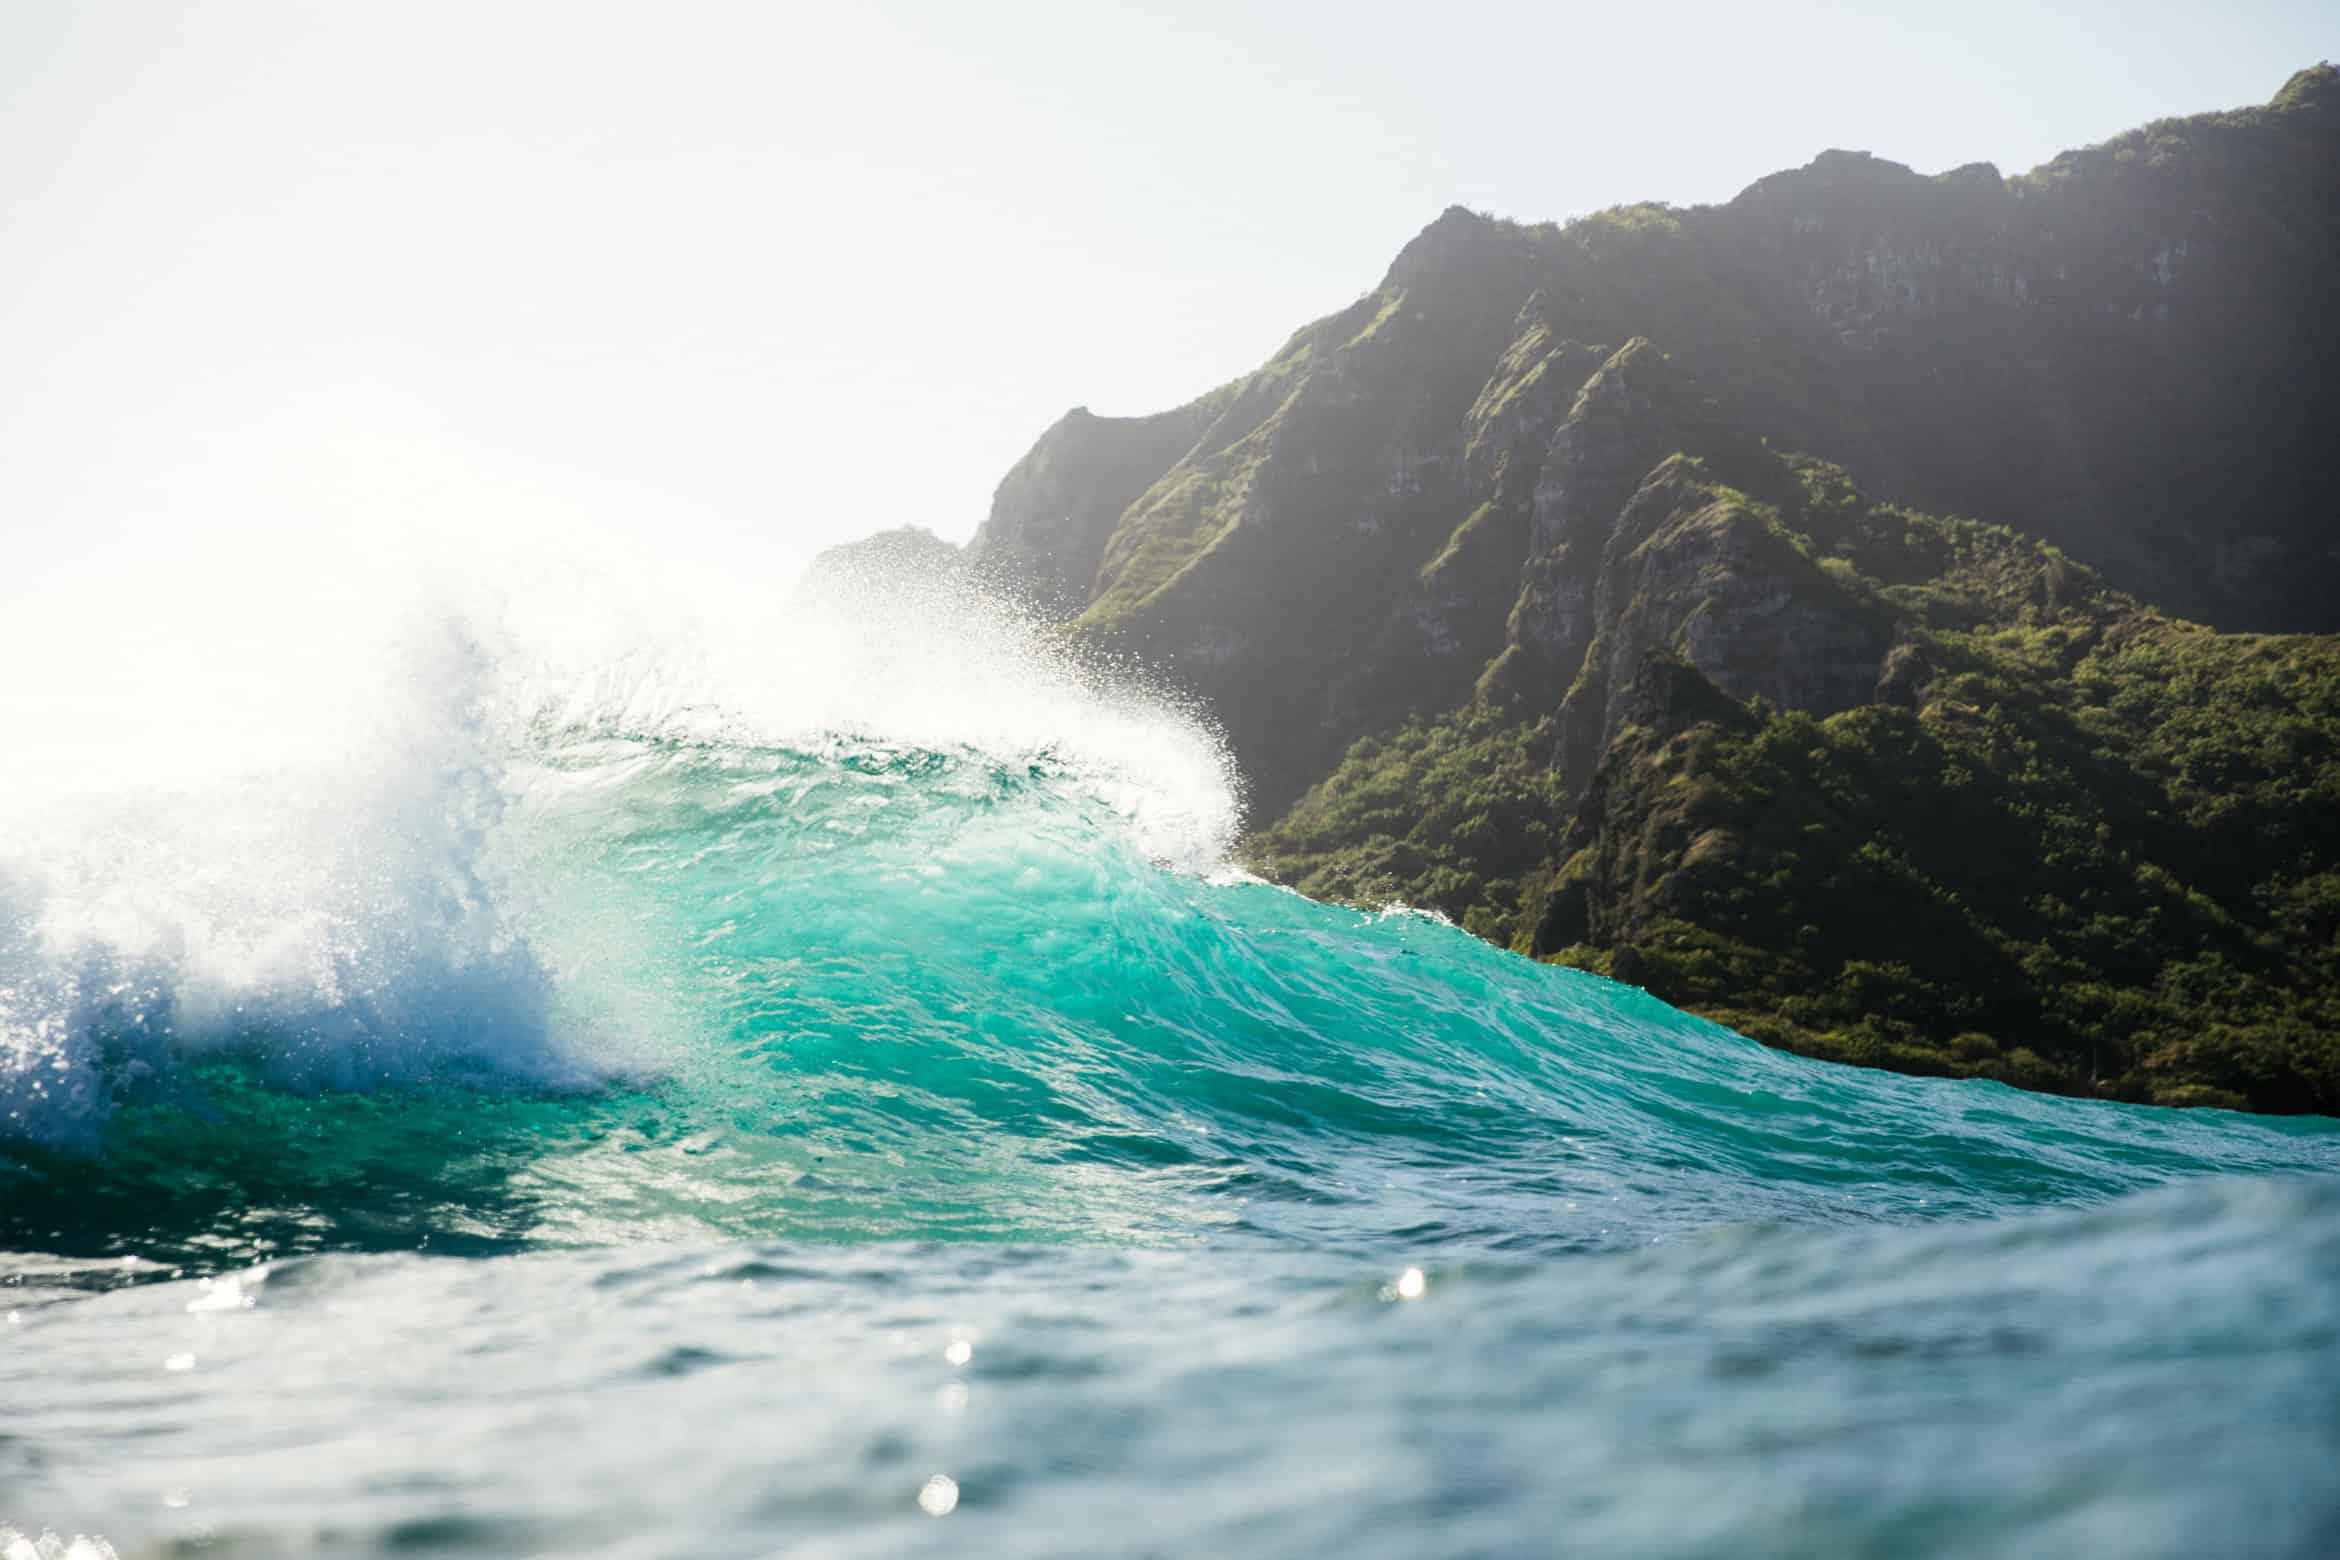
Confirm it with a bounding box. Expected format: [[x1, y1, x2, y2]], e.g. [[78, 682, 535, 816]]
[[0, 1, 2332, 621]]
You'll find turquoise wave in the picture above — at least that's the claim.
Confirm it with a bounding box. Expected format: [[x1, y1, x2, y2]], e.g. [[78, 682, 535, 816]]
[[7, 728, 2333, 1267]]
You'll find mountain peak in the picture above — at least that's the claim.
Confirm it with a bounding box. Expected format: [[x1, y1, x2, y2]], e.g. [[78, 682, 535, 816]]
[[1381, 204, 1529, 290], [1729, 146, 1929, 210], [2271, 61, 2336, 115]]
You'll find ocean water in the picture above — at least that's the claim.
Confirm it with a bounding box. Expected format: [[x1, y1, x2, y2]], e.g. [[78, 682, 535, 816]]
[[3, 569, 2337, 1558]]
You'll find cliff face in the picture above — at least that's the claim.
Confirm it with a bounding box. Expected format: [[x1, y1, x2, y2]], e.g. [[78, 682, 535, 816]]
[[860, 68, 2340, 1111], [966, 397, 1229, 616], [1554, 454, 1893, 785], [1256, 439, 2340, 1114], [961, 66, 2339, 817]]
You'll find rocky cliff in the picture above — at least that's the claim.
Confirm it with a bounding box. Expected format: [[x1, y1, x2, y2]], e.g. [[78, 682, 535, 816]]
[[962, 66, 2337, 820]]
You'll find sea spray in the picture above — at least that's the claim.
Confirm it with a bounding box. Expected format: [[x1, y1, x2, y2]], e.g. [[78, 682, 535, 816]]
[[0, 618, 583, 1147]]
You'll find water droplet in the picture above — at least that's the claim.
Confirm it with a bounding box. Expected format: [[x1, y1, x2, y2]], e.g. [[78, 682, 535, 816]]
[[917, 1474, 960, 1516], [163, 1352, 195, 1372], [943, 1338, 973, 1367], [186, 1276, 254, 1314], [1395, 1266, 1427, 1300]]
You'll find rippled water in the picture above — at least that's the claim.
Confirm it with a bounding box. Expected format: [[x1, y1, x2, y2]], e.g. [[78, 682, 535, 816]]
[[4, 594, 2337, 1556]]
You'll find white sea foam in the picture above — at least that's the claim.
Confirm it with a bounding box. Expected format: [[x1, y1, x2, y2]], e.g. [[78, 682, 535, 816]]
[[0, 619, 591, 1147], [508, 537, 1243, 871]]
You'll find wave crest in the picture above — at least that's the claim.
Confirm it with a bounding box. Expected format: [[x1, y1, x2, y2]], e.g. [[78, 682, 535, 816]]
[[2, 554, 1245, 1150]]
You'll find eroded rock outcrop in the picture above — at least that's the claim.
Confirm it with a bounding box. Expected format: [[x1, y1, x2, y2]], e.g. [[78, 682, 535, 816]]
[[1553, 453, 1891, 789], [966, 398, 1226, 615]]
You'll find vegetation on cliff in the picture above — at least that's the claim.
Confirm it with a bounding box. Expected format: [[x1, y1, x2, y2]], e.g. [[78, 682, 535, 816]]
[[1253, 449, 2340, 1112]]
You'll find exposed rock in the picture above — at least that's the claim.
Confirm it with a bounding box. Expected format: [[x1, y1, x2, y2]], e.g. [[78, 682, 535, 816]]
[[1481, 337, 1709, 711], [967, 398, 1226, 616], [1554, 456, 1890, 787]]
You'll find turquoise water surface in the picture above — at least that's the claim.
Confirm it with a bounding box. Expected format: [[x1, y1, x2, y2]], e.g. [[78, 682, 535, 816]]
[[4, 611, 2337, 1557]]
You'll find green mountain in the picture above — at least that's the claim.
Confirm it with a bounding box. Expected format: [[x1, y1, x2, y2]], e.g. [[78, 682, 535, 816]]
[[925, 67, 2340, 1112]]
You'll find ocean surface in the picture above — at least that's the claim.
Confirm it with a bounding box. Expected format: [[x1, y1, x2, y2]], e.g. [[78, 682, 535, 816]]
[[4, 572, 2338, 1558]]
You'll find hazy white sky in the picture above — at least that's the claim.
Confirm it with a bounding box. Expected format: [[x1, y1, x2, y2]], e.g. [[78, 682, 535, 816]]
[[3, 0, 2333, 596]]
